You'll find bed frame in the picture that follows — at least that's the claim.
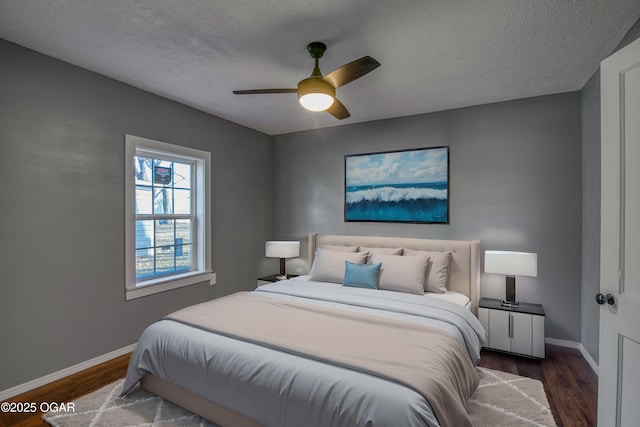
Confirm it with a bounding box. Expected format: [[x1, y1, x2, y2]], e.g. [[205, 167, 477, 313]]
[[141, 233, 481, 427]]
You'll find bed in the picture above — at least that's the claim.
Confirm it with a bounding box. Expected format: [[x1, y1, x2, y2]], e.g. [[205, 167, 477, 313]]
[[122, 234, 486, 427]]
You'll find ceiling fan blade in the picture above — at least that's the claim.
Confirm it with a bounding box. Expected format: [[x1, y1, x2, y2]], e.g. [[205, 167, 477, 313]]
[[323, 56, 380, 88], [233, 89, 298, 94], [327, 98, 350, 120]]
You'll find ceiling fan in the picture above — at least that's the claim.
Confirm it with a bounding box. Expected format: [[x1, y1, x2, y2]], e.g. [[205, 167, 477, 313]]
[[233, 42, 380, 120]]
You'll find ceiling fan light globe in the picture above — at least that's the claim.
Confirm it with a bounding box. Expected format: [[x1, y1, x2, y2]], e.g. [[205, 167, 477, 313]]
[[298, 77, 335, 112], [299, 93, 334, 111]]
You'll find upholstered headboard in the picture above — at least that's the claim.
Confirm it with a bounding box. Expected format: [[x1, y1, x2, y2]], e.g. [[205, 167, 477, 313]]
[[307, 233, 481, 315]]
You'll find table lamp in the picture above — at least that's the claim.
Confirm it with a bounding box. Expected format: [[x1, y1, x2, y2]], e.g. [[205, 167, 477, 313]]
[[484, 250, 537, 307], [265, 241, 300, 279]]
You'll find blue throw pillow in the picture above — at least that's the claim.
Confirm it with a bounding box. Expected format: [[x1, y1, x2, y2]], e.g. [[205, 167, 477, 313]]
[[343, 261, 382, 289]]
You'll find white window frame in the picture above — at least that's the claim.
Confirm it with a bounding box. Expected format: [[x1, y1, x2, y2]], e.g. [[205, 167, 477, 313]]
[[125, 134, 212, 300]]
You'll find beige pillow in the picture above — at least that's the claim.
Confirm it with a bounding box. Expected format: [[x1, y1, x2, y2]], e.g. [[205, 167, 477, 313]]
[[370, 253, 429, 295], [310, 248, 369, 283], [403, 249, 452, 293], [318, 244, 359, 252]]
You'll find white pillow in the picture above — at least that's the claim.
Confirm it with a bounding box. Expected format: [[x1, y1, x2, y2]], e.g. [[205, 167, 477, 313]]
[[370, 253, 430, 295], [403, 249, 452, 293], [310, 248, 369, 283]]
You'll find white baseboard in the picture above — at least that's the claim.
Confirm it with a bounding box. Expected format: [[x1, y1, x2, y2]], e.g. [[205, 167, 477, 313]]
[[0, 343, 136, 401], [545, 338, 599, 375]]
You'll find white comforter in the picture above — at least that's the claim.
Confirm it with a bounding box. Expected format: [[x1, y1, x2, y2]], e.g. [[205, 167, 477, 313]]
[[122, 279, 487, 427]]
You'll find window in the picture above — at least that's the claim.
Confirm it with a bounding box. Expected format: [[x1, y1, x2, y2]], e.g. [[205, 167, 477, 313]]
[[125, 135, 212, 300]]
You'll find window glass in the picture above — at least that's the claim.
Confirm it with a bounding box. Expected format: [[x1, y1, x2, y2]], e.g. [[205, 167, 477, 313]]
[[134, 156, 195, 280]]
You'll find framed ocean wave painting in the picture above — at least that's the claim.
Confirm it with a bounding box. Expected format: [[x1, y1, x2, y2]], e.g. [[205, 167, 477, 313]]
[[344, 146, 449, 223]]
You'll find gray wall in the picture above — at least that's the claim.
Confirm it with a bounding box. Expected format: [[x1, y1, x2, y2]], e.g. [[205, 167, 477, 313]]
[[579, 17, 640, 364], [0, 39, 274, 391], [273, 93, 583, 343]]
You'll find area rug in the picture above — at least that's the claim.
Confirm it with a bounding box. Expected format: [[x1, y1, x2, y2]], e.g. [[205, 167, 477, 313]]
[[468, 367, 557, 426], [44, 367, 556, 426]]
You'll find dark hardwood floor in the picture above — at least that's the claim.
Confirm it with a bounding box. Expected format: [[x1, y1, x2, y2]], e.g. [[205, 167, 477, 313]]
[[0, 354, 130, 427], [1, 345, 596, 427]]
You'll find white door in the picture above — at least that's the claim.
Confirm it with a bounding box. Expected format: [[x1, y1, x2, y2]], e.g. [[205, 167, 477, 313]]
[[598, 36, 640, 426]]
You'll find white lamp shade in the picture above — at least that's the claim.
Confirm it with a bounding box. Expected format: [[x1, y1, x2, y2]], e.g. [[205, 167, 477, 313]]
[[265, 241, 300, 258], [484, 250, 537, 277]]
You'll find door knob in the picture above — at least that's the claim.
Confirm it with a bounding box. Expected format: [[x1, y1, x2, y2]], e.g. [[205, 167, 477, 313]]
[[595, 293, 616, 305]]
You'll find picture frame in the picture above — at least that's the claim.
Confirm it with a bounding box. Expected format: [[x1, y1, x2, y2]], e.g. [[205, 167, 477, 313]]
[[344, 146, 449, 223]]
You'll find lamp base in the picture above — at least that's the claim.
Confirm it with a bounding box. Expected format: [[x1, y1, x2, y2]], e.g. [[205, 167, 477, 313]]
[[504, 275, 518, 307], [501, 300, 520, 308]]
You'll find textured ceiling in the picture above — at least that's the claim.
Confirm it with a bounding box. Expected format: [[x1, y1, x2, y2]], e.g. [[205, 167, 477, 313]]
[[1, 1, 639, 135]]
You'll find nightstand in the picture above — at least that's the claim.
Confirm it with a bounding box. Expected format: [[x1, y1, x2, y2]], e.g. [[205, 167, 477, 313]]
[[257, 274, 298, 287], [478, 297, 545, 358]]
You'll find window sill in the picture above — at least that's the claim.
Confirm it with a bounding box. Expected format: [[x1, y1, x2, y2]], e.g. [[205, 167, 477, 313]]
[[125, 271, 214, 300]]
